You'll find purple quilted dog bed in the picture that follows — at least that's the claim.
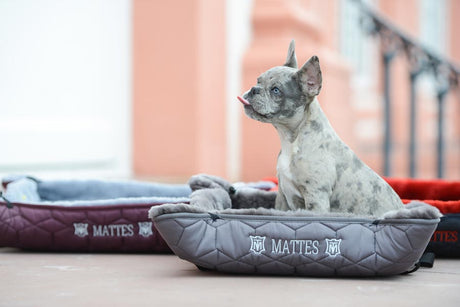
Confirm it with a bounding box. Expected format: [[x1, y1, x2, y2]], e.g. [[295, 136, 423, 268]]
[[0, 177, 190, 252]]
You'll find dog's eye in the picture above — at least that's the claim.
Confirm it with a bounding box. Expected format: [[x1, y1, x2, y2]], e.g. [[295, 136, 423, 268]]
[[271, 87, 281, 95]]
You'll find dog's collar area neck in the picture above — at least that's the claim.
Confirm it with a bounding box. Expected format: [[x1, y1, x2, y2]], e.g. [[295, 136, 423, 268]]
[[274, 106, 310, 141]]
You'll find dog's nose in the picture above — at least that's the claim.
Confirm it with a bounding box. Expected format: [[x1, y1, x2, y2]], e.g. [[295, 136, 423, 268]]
[[250, 86, 261, 96]]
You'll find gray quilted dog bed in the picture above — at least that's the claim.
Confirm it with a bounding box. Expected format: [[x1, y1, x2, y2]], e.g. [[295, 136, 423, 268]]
[[149, 175, 441, 277]]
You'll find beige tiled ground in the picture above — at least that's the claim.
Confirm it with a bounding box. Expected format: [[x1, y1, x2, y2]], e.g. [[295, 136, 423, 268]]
[[1, 247, 459, 307]]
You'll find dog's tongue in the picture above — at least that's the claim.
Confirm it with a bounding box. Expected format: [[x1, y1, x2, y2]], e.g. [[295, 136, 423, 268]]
[[237, 96, 251, 106]]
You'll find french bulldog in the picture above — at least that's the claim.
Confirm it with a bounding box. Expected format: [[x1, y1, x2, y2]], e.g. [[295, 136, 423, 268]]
[[238, 40, 404, 217]]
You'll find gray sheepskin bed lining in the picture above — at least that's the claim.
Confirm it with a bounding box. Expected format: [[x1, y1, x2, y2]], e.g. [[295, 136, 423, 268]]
[[3, 178, 191, 207], [149, 199, 441, 220]]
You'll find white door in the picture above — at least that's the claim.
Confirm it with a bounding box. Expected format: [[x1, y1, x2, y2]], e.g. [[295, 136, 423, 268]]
[[0, 0, 132, 179]]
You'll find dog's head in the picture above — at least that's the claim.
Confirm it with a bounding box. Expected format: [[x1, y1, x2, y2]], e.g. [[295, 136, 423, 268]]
[[238, 40, 322, 124]]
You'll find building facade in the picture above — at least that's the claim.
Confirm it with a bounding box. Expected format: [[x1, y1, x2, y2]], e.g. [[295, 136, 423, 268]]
[[134, 0, 460, 181]]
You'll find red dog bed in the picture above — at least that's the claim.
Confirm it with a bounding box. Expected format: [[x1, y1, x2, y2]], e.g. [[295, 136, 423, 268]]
[[385, 178, 460, 258], [385, 178, 460, 213]]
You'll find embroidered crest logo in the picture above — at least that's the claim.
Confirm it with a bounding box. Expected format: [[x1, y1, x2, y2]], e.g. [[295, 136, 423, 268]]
[[325, 238, 341, 257], [73, 223, 89, 238], [249, 235, 266, 255], [138, 222, 153, 238]]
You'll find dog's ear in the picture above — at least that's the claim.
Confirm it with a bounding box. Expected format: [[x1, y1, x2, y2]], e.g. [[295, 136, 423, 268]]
[[284, 39, 297, 69], [296, 56, 322, 97]]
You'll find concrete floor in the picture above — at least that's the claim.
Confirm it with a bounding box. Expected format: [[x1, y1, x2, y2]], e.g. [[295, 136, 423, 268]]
[[1, 247, 459, 307]]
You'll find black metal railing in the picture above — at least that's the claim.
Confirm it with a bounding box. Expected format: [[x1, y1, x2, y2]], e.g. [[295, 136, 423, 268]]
[[356, 1, 460, 178]]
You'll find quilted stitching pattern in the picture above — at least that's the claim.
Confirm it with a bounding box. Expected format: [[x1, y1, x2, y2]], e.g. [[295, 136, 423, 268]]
[[0, 203, 171, 252], [154, 214, 438, 276]]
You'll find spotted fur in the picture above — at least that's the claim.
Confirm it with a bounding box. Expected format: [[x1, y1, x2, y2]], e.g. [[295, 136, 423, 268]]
[[242, 40, 404, 217]]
